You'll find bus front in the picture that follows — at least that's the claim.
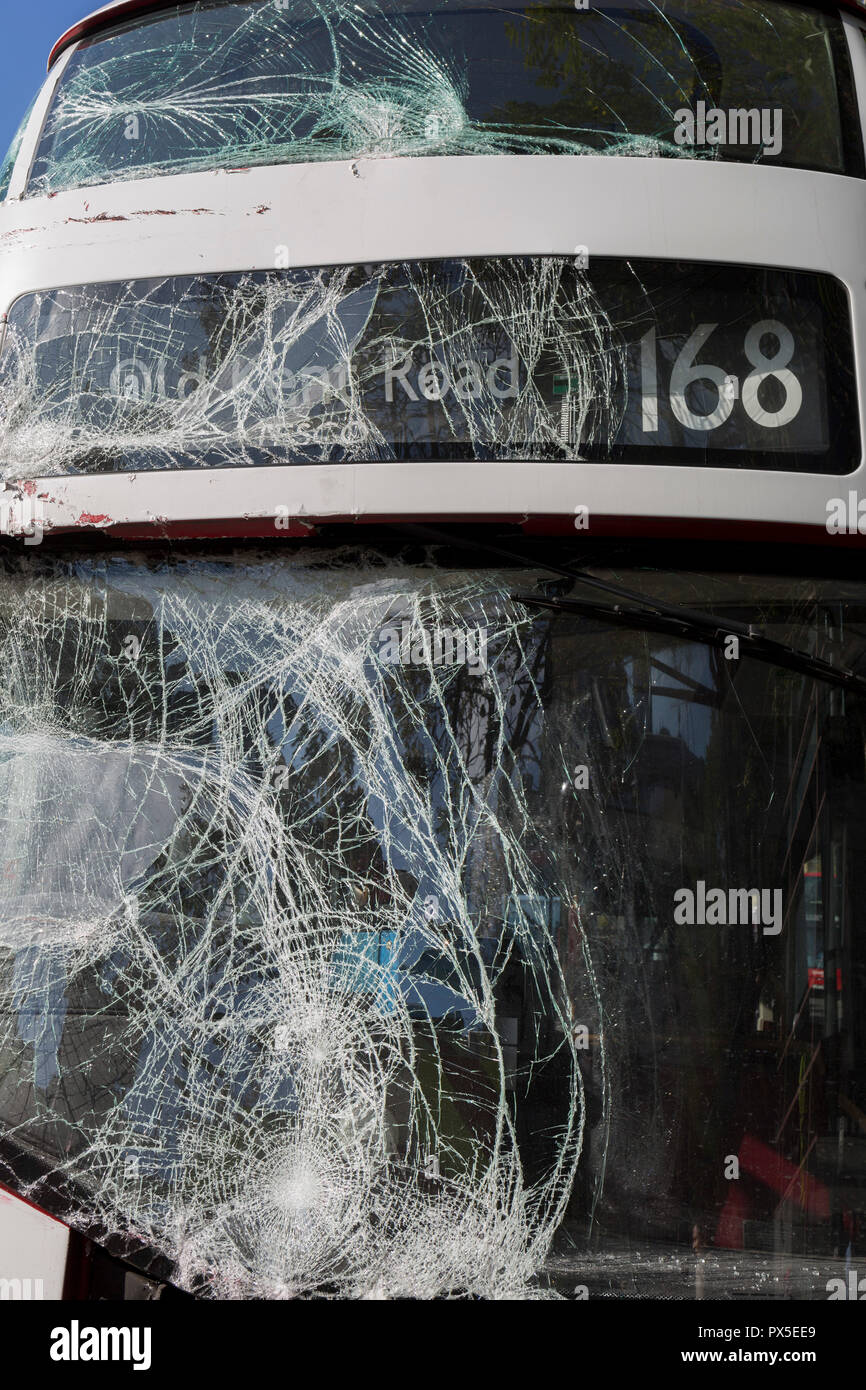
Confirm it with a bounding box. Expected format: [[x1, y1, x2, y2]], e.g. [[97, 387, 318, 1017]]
[[0, 0, 864, 1301]]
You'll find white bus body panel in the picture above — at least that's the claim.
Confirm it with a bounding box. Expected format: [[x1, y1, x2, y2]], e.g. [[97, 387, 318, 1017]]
[[0, 18, 865, 538], [0, 1186, 69, 1299]]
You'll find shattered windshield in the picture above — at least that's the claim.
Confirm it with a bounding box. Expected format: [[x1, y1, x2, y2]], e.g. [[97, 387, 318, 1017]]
[[0, 258, 857, 476], [0, 538, 863, 1299], [0, 94, 37, 203], [26, 0, 855, 196]]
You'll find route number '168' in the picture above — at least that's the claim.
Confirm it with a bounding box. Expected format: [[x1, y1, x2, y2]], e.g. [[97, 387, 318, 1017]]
[[640, 320, 803, 433]]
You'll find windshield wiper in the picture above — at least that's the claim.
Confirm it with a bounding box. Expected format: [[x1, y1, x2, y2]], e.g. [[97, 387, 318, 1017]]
[[511, 592, 866, 698], [394, 523, 866, 699]]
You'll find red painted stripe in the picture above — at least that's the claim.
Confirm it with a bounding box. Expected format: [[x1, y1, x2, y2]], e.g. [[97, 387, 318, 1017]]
[[37, 513, 866, 546]]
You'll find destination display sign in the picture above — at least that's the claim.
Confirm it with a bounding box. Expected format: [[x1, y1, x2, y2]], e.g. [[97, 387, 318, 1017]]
[[0, 258, 856, 475]]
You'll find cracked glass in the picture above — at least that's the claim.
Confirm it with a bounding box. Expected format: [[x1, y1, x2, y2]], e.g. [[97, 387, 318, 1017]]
[[0, 537, 863, 1298], [0, 258, 858, 476], [0, 95, 38, 203], [25, 0, 856, 197]]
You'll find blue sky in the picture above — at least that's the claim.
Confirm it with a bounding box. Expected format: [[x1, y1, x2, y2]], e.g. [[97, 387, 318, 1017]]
[[1, 2, 89, 156]]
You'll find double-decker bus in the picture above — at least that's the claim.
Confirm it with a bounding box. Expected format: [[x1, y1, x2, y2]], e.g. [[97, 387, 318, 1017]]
[[0, 0, 864, 1301]]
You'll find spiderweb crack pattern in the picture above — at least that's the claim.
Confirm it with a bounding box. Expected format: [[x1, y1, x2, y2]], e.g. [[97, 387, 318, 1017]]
[[0, 259, 624, 476], [26, 0, 729, 197], [0, 547, 587, 1299]]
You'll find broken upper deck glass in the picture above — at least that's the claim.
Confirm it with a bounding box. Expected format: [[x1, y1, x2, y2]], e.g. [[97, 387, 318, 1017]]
[[23, 0, 853, 197], [0, 95, 37, 203]]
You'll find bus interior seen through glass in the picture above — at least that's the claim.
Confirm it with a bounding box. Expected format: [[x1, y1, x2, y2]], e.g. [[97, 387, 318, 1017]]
[[0, 541, 862, 1297]]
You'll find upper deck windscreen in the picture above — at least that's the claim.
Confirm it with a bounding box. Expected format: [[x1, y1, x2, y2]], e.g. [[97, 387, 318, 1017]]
[[25, 0, 858, 195]]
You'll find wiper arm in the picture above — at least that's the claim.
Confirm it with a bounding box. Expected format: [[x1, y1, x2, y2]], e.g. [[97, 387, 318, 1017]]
[[396, 522, 753, 634], [511, 592, 866, 699], [393, 523, 866, 699]]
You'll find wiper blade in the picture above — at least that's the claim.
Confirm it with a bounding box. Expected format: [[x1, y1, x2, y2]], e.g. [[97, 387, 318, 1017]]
[[511, 592, 866, 699], [393, 523, 866, 699], [396, 522, 753, 634]]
